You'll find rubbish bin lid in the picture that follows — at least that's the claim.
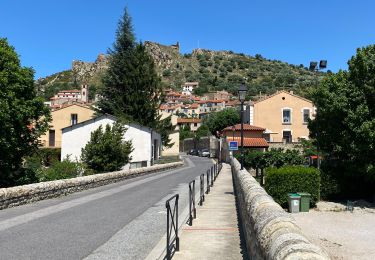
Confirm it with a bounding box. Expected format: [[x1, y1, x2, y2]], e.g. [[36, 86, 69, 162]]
[[288, 193, 301, 198], [297, 192, 311, 196]]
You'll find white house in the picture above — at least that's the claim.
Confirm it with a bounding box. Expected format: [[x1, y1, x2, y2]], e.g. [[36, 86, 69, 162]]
[[181, 82, 199, 95], [61, 114, 162, 169]]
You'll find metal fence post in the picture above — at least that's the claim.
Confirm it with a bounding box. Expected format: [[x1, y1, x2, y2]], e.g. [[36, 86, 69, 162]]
[[199, 174, 205, 206], [188, 180, 196, 226], [166, 194, 179, 260], [210, 166, 214, 187], [206, 170, 210, 194]]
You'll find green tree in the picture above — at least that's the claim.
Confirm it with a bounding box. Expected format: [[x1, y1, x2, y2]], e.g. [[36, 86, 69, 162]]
[[179, 124, 193, 140], [97, 9, 162, 129], [309, 45, 375, 197], [81, 123, 133, 173], [204, 108, 241, 136], [0, 38, 51, 187], [195, 124, 211, 140]]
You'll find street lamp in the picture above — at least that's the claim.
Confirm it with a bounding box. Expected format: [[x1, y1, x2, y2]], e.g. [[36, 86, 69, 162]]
[[309, 60, 328, 170], [238, 84, 247, 170]]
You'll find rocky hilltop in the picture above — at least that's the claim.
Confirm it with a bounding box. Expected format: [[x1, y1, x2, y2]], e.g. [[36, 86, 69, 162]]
[[72, 53, 108, 83], [36, 41, 324, 100]]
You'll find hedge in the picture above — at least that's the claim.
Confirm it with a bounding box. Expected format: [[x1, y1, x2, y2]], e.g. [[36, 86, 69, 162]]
[[265, 166, 320, 208]]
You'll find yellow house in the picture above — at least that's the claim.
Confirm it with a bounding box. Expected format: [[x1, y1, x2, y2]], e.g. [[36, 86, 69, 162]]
[[160, 111, 180, 156], [40, 104, 95, 148], [253, 90, 315, 143]]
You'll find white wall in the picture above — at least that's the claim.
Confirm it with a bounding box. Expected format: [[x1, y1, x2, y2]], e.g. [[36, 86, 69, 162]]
[[61, 117, 161, 168], [61, 117, 116, 161]]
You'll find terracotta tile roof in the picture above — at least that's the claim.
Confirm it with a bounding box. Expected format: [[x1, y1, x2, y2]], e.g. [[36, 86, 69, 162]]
[[206, 99, 225, 103], [227, 137, 269, 147], [223, 124, 265, 131], [190, 103, 199, 109], [225, 100, 241, 106], [58, 89, 81, 93], [177, 118, 202, 123]]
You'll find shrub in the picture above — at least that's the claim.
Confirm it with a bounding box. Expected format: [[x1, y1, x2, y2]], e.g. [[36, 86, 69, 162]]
[[81, 123, 133, 173], [36, 157, 90, 182], [265, 166, 320, 208]]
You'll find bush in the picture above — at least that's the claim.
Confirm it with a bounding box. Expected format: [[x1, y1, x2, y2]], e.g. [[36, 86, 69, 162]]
[[320, 169, 340, 200], [265, 166, 320, 208], [36, 157, 90, 182], [81, 123, 133, 173]]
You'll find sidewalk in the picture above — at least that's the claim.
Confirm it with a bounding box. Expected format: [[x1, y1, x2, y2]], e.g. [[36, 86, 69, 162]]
[[173, 163, 245, 260]]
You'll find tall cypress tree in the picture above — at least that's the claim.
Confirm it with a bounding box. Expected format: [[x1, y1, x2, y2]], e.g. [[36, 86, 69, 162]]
[[97, 8, 162, 128]]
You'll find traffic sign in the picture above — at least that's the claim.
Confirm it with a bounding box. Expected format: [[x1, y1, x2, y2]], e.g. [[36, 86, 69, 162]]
[[229, 141, 238, 151]]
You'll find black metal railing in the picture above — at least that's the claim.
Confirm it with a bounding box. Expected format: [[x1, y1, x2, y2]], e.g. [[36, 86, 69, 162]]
[[210, 166, 214, 187], [199, 174, 205, 206], [206, 170, 210, 194], [166, 194, 179, 260], [188, 180, 196, 226]]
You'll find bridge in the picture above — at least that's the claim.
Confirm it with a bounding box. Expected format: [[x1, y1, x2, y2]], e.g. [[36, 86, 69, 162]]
[[0, 155, 329, 260]]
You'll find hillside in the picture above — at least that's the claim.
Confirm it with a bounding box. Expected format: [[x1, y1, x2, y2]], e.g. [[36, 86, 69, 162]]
[[35, 41, 324, 101]]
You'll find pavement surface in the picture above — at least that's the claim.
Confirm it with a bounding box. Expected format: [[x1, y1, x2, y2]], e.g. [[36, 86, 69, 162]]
[[293, 210, 375, 260], [173, 163, 246, 260], [0, 156, 213, 260]]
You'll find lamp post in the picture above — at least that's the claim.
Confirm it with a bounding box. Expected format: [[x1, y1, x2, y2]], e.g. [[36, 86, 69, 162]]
[[238, 84, 247, 170], [309, 60, 327, 170]]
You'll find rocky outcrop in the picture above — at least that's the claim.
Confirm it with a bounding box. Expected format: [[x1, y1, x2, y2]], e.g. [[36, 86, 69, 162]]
[[0, 161, 183, 210], [231, 157, 330, 259], [144, 41, 177, 69], [72, 54, 109, 83]]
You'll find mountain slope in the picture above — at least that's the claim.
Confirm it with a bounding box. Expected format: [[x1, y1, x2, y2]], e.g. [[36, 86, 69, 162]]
[[35, 41, 324, 101]]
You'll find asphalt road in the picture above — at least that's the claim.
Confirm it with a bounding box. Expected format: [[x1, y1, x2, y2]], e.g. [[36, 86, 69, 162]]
[[0, 156, 213, 260]]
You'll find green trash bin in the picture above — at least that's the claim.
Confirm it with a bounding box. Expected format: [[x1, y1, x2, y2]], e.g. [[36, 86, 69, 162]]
[[298, 192, 311, 212], [287, 193, 301, 213]]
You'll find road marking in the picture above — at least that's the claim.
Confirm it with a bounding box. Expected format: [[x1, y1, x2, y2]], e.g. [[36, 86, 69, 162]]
[[0, 161, 194, 232]]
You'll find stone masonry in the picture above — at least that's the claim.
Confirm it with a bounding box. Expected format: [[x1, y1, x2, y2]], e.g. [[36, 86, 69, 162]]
[[231, 157, 330, 260], [0, 161, 183, 210]]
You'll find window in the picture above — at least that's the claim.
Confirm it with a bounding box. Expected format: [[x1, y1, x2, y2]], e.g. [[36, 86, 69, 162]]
[[303, 109, 310, 123], [71, 114, 78, 125], [194, 123, 198, 127], [282, 109, 291, 124], [283, 131, 292, 144], [130, 161, 148, 169], [49, 130, 55, 147]]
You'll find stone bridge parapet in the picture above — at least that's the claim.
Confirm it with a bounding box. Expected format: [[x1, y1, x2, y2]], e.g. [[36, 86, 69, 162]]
[[231, 157, 330, 260], [0, 161, 183, 210]]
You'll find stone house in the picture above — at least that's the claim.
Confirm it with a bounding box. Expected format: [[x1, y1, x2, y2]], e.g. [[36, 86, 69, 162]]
[[203, 90, 232, 101], [61, 114, 161, 169], [50, 85, 89, 109], [253, 90, 315, 143], [176, 118, 202, 132], [39, 104, 95, 148]]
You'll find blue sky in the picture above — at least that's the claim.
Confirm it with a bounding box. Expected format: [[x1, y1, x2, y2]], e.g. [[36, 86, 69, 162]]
[[1, 0, 374, 79]]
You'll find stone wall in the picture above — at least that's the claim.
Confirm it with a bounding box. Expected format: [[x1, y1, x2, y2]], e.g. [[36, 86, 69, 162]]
[[268, 142, 303, 152], [231, 157, 330, 259], [0, 162, 183, 210]]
